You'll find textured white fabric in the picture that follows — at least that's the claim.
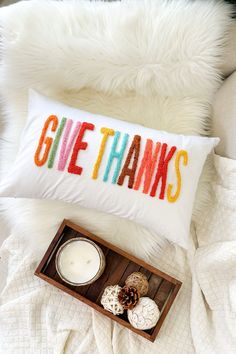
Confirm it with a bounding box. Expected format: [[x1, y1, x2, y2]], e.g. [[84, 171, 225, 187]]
[[0, 155, 235, 353], [192, 155, 236, 354], [220, 22, 236, 77], [0, 91, 218, 248], [213, 71, 236, 160]]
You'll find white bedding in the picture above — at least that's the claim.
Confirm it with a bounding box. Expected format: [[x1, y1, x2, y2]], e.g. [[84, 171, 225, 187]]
[[0, 1, 235, 353], [0, 154, 235, 353]]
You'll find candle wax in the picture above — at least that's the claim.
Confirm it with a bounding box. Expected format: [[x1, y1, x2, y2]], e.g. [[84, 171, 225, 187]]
[[58, 240, 101, 284]]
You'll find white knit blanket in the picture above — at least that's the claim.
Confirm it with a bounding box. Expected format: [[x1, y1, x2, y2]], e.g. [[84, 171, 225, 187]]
[[0, 155, 235, 353]]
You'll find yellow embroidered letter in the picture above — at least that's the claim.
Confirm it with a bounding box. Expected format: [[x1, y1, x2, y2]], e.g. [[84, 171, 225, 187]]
[[92, 127, 115, 179], [167, 150, 188, 203]]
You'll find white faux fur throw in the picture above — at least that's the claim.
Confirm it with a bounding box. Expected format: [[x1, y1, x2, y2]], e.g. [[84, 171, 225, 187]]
[[0, 0, 232, 258]]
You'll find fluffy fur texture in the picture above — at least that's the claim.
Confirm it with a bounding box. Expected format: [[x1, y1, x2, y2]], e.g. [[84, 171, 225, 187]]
[[0, 0, 232, 257]]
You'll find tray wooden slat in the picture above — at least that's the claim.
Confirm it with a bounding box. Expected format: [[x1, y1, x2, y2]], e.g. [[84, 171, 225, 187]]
[[154, 279, 174, 311], [35, 219, 182, 342], [147, 274, 163, 299], [119, 262, 141, 286]]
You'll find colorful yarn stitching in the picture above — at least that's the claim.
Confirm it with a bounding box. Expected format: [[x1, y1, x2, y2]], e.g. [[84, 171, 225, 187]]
[[167, 150, 188, 203], [68, 122, 95, 175], [150, 143, 177, 199], [58, 119, 81, 171], [133, 140, 161, 194], [34, 115, 58, 167], [117, 135, 141, 188], [103, 131, 129, 184], [92, 127, 115, 179], [34, 114, 189, 204], [48, 117, 67, 168]]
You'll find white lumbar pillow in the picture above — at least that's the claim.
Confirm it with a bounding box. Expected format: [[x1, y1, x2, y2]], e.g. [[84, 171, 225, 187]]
[[0, 91, 219, 248]]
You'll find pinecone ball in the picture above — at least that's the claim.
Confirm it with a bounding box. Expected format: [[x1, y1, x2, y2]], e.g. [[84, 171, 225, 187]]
[[101, 285, 124, 315], [118, 286, 140, 310], [125, 272, 149, 296]]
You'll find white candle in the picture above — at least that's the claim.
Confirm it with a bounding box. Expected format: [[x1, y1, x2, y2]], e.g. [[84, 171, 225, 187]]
[[56, 238, 105, 285]]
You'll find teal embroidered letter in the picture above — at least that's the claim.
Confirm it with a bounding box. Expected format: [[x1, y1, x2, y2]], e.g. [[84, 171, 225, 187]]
[[103, 131, 129, 184]]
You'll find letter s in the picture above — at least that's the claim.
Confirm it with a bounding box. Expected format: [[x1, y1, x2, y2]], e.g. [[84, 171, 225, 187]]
[[167, 150, 188, 203]]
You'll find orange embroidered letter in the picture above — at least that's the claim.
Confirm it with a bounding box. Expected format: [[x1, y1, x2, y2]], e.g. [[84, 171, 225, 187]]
[[92, 127, 115, 179], [133, 139, 161, 194], [167, 150, 188, 203], [150, 143, 177, 199], [68, 122, 95, 175], [117, 135, 141, 188], [34, 115, 58, 167]]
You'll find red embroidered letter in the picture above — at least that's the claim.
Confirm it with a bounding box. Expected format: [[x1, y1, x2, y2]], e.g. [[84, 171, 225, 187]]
[[133, 139, 161, 194], [68, 122, 95, 175], [150, 143, 177, 199], [117, 135, 141, 188], [34, 115, 58, 167]]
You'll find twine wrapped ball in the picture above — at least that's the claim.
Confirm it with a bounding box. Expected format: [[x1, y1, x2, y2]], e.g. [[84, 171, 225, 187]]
[[128, 297, 160, 330], [101, 285, 124, 315], [125, 272, 149, 296]]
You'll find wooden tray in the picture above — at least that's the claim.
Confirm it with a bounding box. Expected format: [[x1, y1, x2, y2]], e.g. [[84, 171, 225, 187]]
[[35, 219, 182, 342]]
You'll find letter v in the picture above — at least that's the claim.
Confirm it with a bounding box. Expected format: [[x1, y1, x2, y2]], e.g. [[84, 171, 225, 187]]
[[57, 119, 81, 171]]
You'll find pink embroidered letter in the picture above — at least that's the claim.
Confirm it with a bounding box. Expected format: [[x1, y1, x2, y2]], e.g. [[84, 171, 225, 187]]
[[57, 119, 81, 171]]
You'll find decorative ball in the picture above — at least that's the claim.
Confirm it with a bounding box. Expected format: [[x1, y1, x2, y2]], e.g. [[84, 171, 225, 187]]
[[125, 272, 149, 296], [127, 297, 160, 330], [101, 285, 124, 315], [118, 286, 140, 310]]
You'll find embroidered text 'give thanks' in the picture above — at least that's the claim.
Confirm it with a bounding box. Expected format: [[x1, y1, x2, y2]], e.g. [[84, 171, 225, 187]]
[[34, 116, 188, 203]]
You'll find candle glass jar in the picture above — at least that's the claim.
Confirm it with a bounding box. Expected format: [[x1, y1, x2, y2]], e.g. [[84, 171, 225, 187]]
[[56, 237, 106, 286]]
